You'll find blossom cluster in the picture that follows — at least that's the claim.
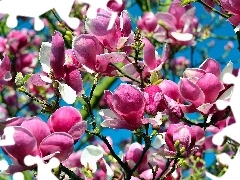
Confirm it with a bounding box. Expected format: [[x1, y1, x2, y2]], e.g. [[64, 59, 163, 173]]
[[0, 0, 239, 180]]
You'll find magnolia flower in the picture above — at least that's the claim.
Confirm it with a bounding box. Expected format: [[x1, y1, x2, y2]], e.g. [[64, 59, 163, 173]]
[[159, 123, 197, 157], [100, 84, 146, 130], [151, 2, 199, 46], [219, 0, 240, 26], [6, 30, 28, 53], [142, 38, 169, 71], [47, 106, 86, 141], [0, 53, 12, 91], [29, 31, 83, 104], [137, 12, 158, 32], [72, 34, 126, 75], [81, 145, 114, 179], [179, 58, 227, 114], [2, 117, 74, 174], [85, 9, 132, 52]]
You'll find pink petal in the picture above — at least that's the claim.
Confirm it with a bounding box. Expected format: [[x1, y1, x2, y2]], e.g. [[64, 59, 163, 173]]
[[142, 38, 157, 70], [21, 117, 51, 146], [228, 15, 240, 26], [156, 12, 177, 26], [48, 106, 83, 133], [68, 121, 87, 140], [0, 53, 11, 79], [159, 80, 180, 101], [196, 73, 224, 103], [199, 58, 221, 77], [73, 34, 104, 71], [101, 118, 135, 130], [121, 11, 132, 36], [111, 84, 145, 126], [29, 74, 48, 86], [3, 127, 38, 164], [179, 78, 205, 107], [40, 132, 74, 161], [183, 68, 206, 79], [95, 52, 126, 72], [50, 31, 65, 79], [64, 66, 83, 95]]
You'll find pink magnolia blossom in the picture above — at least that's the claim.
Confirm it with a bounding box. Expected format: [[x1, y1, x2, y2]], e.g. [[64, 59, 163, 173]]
[[100, 84, 145, 130], [73, 34, 126, 75], [85, 9, 132, 52], [29, 31, 83, 104], [179, 58, 225, 114], [0, 53, 12, 91], [15, 53, 38, 74], [120, 40, 169, 82], [2, 117, 74, 174], [107, 0, 125, 14], [153, 2, 199, 46], [142, 38, 169, 71], [144, 80, 184, 123], [144, 85, 162, 115], [219, 0, 240, 26], [124, 142, 149, 173], [162, 123, 197, 157], [125, 143, 176, 179], [47, 106, 87, 141], [170, 56, 190, 75], [137, 12, 158, 33], [6, 30, 28, 53], [159, 80, 184, 123]]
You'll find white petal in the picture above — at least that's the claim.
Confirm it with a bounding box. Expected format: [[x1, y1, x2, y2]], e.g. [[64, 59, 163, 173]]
[[152, 133, 166, 149], [99, 109, 119, 119], [217, 86, 233, 101], [171, 32, 193, 41], [39, 42, 52, 74], [82, 64, 95, 74], [108, 12, 118, 30], [58, 83, 77, 104], [81, 145, 104, 173], [220, 61, 233, 82], [0, 127, 15, 146], [102, 159, 114, 180], [40, 75, 52, 83], [117, 37, 128, 50]]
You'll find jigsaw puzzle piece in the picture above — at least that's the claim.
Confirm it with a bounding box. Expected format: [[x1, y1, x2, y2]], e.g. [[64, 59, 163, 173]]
[[54, 0, 80, 29], [24, 155, 60, 180]]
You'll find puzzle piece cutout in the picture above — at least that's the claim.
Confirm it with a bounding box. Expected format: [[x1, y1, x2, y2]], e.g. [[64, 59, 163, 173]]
[[0, 127, 24, 180], [0, 126, 15, 146], [0, 0, 80, 31], [24, 155, 60, 180], [77, 0, 123, 30], [206, 70, 240, 179], [0, 159, 24, 180]]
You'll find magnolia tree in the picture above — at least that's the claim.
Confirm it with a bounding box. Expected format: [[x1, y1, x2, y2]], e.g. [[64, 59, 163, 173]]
[[0, 0, 240, 179]]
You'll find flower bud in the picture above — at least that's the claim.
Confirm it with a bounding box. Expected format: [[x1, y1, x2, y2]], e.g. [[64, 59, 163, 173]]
[[165, 123, 196, 156], [47, 106, 86, 140]]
